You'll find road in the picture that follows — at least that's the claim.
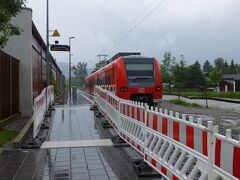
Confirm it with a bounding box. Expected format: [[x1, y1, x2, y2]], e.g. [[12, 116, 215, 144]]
[[163, 95, 240, 112]]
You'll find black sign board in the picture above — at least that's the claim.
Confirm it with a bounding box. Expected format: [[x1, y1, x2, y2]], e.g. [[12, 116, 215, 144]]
[[50, 45, 70, 51]]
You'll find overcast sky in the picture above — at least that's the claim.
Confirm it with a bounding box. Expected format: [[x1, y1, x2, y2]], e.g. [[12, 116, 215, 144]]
[[26, 0, 240, 68]]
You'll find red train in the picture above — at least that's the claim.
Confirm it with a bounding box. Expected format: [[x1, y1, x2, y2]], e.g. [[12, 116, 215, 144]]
[[85, 52, 162, 105]]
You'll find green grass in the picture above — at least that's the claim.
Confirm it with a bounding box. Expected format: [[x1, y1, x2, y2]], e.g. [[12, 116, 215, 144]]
[[182, 91, 240, 99], [191, 102, 202, 108], [169, 99, 201, 108], [164, 90, 240, 99], [0, 130, 19, 148]]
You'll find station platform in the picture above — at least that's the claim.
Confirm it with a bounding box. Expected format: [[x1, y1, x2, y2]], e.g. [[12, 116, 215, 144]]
[[0, 93, 161, 180]]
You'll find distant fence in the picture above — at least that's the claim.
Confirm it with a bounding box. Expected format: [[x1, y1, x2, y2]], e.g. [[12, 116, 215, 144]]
[[95, 85, 240, 180], [0, 50, 19, 121]]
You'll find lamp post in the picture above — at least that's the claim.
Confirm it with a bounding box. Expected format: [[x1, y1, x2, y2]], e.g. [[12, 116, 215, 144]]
[[46, 0, 50, 87], [45, 0, 50, 111], [69, 37, 75, 103]]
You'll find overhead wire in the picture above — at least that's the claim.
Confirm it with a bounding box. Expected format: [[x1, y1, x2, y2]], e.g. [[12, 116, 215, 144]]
[[107, 0, 167, 54], [112, 0, 156, 44], [88, 0, 167, 68], [93, 0, 157, 58]]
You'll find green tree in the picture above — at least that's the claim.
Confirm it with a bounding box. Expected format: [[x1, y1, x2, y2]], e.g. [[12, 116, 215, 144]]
[[235, 64, 240, 73], [203, 60, 212, 74], [172, 55, 187, 88], [185, 61, 206, 88], [94, 60, 107, 71], [160, 51, 175, 91], [223, 60, 229, 74], [0, 0, 25, 48], [229, 60, 235, 74], [194, 60, 201, 69], [72, 62, 88, 88], [214, 58, 225, 69], [209, 67, 223, 86], [214, 58, 230, 74]]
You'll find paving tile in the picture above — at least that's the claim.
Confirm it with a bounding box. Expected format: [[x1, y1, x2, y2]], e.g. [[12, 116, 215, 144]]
[[85, 156, 100, 161], [54, 177, 70, 180], [17, 167, 36, 174], [87, 164, 104, 170], [90, 175, 109, 180], [71, 173, 90, 180], [34, 175, 51, 180], [71, 162, 87, 168], [14, 173, 34, 180], [71, 159, 86, 164], [86, 160, 102, 165], [71, 167, 89, 174], [5, 161, 22, 167], [0, 171, 16, 179], [55, 161, 70, 167], [89, 169, 107, 176]]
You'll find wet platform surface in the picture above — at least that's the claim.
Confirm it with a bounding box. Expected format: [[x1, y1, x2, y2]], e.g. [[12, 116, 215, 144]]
[[48, 106, 101, 141], [0, 93, 158, 180]]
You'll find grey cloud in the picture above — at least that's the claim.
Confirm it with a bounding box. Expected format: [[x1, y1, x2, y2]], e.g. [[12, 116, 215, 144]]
[[27, 0, 240, 65]]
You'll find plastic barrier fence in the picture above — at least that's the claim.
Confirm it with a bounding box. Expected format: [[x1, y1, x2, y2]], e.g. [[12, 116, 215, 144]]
[[101, 85, 116, 94], [33, 85, 54, 138], [94, 85, 240, 180]]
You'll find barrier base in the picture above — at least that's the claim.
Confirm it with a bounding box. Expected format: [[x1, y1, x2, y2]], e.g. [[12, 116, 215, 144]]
[[90, 105, 98, 111], [40, 122, 50, 129], [95, 111, 104, 118], [21, 136, 45, 149], [101, 119, 112, 128], [48, 105, 55, 111], [111, 135, 129, 147], [45, 110, 52, 117], [133, 160, 162, 177]]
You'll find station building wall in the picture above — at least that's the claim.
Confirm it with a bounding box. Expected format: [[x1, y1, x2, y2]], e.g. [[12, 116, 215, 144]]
[[3, 8, 65, 118]]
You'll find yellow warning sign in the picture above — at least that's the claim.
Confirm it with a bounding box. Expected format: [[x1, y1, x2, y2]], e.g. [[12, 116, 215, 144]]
[[52, 30, 60, 37]]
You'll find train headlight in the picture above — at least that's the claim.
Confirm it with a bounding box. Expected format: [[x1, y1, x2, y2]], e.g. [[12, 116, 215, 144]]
[[120, 87, 128, 92], [156, 87, 161, 91]]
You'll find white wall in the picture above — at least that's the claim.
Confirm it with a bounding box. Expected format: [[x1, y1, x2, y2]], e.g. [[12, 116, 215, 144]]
[[3, 8, 33, 117]]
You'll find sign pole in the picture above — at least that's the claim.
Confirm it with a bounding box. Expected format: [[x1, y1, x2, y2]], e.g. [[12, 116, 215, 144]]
[[69, 37, 75, 104], [46, 0, 50, 111]]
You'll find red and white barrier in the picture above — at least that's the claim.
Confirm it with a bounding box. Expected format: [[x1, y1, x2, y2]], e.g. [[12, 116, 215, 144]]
[[95, 87, 120, 133], [146, 108, 208, 157], [94, 85, 240, 180], [100, 85, 116, 94], [119, 100, 146, 154], [213, 129, 240, 180], [144, 108, 209, 179], [33, 85, 54, 138]]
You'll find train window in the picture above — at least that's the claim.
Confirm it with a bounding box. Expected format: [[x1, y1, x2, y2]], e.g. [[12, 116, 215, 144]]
[[124, 57, 155, 87], [126, 64, 153, 71]]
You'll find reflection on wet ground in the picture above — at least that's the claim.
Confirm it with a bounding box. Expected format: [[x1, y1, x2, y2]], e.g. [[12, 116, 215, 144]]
[[49, 106, 101, 141], [0, 93, 146, 180]]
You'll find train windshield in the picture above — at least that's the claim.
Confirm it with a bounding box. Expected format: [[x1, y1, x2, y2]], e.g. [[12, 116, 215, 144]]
[[124, 57, 155, 87]]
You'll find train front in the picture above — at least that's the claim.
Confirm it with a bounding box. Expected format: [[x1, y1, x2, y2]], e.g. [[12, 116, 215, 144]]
[[116, 56, 162, 105]]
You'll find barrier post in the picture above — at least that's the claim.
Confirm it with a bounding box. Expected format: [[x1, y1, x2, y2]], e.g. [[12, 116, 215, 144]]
[[33, 99, 37, 138], [207, 121, 214, 180]]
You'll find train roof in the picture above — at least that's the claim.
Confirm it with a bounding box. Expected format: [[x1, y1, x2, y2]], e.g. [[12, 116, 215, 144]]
[[108, 52, 141, 63], [86, 54, 156, 80]]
